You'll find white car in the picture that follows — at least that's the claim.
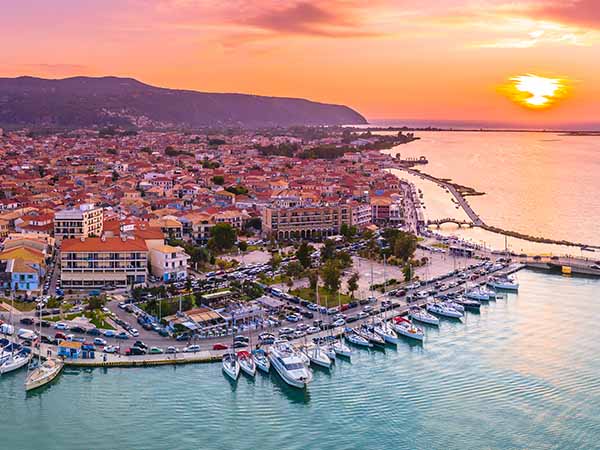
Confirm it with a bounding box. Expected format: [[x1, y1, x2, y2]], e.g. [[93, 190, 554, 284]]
[[183, 345, 200, 353], [103, 345, 120, 353], [129, 328, 140, 337], [54, 322, 68, 330]]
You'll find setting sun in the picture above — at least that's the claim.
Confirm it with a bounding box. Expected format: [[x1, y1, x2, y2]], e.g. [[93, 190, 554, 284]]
[[504, 74, 569, 109]]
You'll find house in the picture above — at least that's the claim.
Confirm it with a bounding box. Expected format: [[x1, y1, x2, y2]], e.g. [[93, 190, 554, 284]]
[[148, 244, 190, 282]]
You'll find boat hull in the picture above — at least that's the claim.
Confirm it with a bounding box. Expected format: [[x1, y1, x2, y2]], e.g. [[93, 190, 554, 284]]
[[25, 360, 63, 392], [0, 354, 31, 375]]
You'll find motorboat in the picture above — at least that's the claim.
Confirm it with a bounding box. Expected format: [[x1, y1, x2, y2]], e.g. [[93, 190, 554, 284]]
[[409, 308, 439, 326], [303, 344, 332, 369], [426, 302, 463, 319], [392, 317, 424, 341], [344, 329, 372, 348], [487, 276, 519, 291], [24, 358, 64, 392], [269, 340, 313, 389], [0, 349, 31, 375], [373, 321, 399, 345], [237, 351, 256, 377], [222, 353, 240, 380], [251, 349, 270, 373]]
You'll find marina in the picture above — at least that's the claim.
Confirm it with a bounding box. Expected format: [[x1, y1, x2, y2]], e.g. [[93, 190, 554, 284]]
[[2, 270, 599, 450]]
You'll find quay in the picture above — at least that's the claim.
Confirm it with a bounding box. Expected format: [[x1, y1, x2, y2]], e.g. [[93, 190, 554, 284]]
[[34, 263, 526, 369], [526, 261, 600, 278]]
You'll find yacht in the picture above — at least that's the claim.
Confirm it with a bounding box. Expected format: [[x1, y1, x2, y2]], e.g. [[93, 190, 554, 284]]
[[392, 317, 424, 341], [487, 276, 519, 291], [443, 301, 465, 313], [0, 349, 31, 375], [426, 302, 463, 319], [409, 308, 439, 326], [303, 344, 332, 369], [251, 349, 270, 373], [344, 329, 372, 348], [373, 321, 399, 345], [237, 351, 256, 377], [24, 358, 64, 392], [222, 353, 240, 380], [269, 341, 313, 389]]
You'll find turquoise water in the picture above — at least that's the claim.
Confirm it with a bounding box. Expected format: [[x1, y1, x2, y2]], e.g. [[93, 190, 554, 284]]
[[2, 270, 600, 450]]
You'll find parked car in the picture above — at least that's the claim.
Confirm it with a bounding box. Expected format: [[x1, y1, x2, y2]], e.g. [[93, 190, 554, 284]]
[[54, 332, 67, 340], [54, 322, 68, 330], [133, 340, 148, 350], [93, 337, 107, 346], [149, 347, 164, 354], [212, 343, 228, 350], [126, 346, 147, 356], [87, 328, 101, 336], [183, 345, 201, 353], [20, 318, 34, 325], [103, 345, 119, 353], [115, 332, 130, 340], [165, 346, 179, 354], [103, 330, 116, 338]]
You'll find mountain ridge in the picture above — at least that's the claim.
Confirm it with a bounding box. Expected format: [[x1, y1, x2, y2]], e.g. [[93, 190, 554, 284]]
[[0, 76, 367, 129]]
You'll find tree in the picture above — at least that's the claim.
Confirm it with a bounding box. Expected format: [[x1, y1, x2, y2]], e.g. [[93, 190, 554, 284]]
[[307, 270, 319, 291], [112, 170, 119, 182], [337, 251, 353, 269], [340, 223, 357, 241], [393, 234, 417, 262], [212, 175, 225, 185], [238, 241, 248, 252], [347, 272, 360, 298], [321, 260, 341, 293], [209, 223, 237, 251], [403, 263, 413, 282], [296, 241, 314, 269], [285, 260, 303, 279], [269, 253, 282, 271], [321, 239, 336, 262]]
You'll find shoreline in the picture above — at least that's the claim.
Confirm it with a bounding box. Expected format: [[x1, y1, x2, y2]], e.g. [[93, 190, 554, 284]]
[[386, 165, 600, 252]]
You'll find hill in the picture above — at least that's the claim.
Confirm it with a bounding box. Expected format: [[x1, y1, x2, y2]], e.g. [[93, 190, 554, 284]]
[[0, 76, 367, 129]]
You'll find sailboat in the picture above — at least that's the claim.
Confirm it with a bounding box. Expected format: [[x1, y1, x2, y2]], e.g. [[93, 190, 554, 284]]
[[222, 314, 240, 380], [304, 279, 332, 369], [252, 348, 270, 373], [238, 318, 256, 377], [25, 304, 63, 391], [1, 296, 32, 375]]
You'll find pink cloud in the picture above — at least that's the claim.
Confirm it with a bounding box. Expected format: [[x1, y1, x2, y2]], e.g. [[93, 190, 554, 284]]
[[520, 0, 600, 29]]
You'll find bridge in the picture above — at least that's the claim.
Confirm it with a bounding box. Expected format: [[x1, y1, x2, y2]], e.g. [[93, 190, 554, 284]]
[[427, 218, 474, 228]]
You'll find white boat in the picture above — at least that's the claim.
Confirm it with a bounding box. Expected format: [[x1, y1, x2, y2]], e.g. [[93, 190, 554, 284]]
[[356, 327, 386, 347], [392, 317, 424, 341], [465, 288, 492, 301], [332, 340, 352, 359], [303, 344, 332, 369], [427, 302, 463, 319], [373, 321, 399, 344], [237, 351, 256, 377], [222, 353, 240, 380], [0, 350, 32, 375], [252, 349, 270, 373], [443, 301, 465, 313], [344, 330, 372, 348], [409, 308, 440, 326], [269, 340, 313, 389], [487, 276, 519, 291], [24, 358, 64, 392], [322, 343, 337, 361]]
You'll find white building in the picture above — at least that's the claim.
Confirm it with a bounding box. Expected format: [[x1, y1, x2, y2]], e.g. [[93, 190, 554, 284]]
[[149, 244, 190, 282]]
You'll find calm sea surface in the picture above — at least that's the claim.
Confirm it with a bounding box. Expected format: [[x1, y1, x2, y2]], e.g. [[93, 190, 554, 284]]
[[2, 270, 600, 450], [385, 131, 600, 249]]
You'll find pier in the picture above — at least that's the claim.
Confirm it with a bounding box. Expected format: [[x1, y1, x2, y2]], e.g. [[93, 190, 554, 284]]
[[427, 218, 473, 228]]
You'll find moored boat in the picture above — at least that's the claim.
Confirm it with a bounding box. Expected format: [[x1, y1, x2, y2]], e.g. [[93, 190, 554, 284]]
[[0, 349, 31, 375], [373, 321, 399, 345], [268, 340, 313, 389], [222, 353, 240, 380], [332, 339, 352, 359], [426, 302, 463, 319], [252, 349, 270, 373], [487, 276, 519, 291], [344, 329, 372, 348], [455, 296, 481, 311], [303, 344, 332, 369], [237, 351, 256, 377], [24, 358, 64, 392], [409, 308, 439, 326], [392, 317, 424, 341]]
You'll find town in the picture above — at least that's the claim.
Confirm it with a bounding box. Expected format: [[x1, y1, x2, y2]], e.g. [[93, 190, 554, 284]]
[[1, 124, 521, 387]]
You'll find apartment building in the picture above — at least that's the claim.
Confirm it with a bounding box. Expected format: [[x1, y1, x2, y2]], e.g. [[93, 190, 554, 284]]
[[60, 236, 148, 290], [262, 204, 351, 240], [148, 244, 190, 282], [54, 204, 103, 241]]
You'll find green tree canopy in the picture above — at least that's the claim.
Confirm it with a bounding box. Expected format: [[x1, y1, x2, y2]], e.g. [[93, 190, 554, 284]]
[[208, 223, 237, 251]]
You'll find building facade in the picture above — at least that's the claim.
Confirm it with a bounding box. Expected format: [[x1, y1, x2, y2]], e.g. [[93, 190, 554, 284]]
[[60, 236, 148, 290], [262, 204, 351, 240], [149, 244, 190, 282], [54, 204, 103, 241]]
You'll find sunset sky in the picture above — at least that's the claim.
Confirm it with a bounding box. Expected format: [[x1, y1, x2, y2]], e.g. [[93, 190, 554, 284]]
[[2, 0, 600, 127]]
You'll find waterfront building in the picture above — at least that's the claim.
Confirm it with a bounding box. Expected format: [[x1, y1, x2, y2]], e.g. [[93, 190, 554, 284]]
[[54, 204, 103, 241], [60, 236, 148, 291]]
